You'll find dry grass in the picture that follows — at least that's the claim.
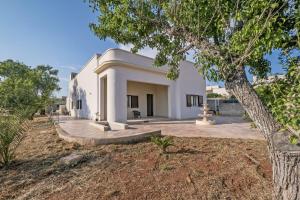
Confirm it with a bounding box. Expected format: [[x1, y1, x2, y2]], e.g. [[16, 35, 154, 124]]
[[0, 117, 272, 200]]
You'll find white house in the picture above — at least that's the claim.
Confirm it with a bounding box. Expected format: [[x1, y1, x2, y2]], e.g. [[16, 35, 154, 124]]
[[252, 74, 285, 85], [66, 48, 206, 125], [206, 85, 230, 97]]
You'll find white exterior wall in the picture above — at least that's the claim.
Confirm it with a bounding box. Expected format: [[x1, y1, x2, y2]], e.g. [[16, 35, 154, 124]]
[[67, 48, 206, 123], [66, 55, 99, 120], [176, 62, 206, 119]]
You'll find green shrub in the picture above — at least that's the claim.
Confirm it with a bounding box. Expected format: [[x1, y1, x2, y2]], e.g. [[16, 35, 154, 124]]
[[0, 110, 29, 166], [151, 136, 174, 153], [289, 135, 299, 145]]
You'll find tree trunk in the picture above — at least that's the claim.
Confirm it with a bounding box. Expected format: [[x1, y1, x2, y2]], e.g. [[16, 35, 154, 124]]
[[224, 68, 300, 199], [272, 143, 300, 200]]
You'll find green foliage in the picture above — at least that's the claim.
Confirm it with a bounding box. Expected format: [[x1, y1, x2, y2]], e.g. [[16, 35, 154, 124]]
[[250, 122, 257, 129], [0, 60, 60, 119], [0, 109, 30, 166], [88, 0, 298, 81], [207, 93, 223, 98], [256, 57, 300, 130], [243, 112, 252, 121], [151, 136, 174, 153], [289, 135, 299, 145]]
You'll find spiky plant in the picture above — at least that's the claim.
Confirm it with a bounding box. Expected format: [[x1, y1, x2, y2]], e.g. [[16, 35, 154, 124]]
[[0, 109, 30, 167], [151, 136, 174, 154]]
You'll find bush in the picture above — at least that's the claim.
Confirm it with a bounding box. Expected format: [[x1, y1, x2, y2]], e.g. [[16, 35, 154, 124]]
[[151, 136, 174, 153], [0, 110, 29, 167]]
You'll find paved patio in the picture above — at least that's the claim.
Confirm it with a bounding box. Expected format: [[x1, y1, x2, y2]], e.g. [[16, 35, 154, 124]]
[[134, 116, 264, 140], [56, 116, 264, 145]]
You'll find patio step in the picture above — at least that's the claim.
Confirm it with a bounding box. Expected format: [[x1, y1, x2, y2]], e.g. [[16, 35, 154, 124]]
[[89, 122, 110, 131]]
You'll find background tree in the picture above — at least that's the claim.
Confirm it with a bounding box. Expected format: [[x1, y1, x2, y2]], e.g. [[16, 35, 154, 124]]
[[88, 0, 299, 199], [206, 93, 223, 98], [0, 60, 60, 119], [256, 56, 300, 131]]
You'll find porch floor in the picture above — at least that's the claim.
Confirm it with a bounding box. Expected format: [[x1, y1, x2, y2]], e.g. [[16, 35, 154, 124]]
[[56, 116, 264, 146], [56, 119, 161, 146]]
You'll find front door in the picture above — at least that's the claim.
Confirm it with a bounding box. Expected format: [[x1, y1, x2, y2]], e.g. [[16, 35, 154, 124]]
[[147, 94, 153, 117]]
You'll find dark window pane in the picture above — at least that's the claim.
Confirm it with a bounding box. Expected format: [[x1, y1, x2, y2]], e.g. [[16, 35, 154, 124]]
[[76, 100, 82, 110], [131, 96, 138, 108], [198, 96, 203, 106], [187, 95, 203, 107], [186, 95, 191, 107]]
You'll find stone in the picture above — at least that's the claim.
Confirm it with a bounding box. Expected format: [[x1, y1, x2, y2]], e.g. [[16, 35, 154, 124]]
[[58, 152, 85, 167]]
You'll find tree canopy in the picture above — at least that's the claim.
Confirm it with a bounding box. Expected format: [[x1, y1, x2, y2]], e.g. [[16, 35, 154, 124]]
[[89, 0, 299, 81], [0, 60, 60, 118]]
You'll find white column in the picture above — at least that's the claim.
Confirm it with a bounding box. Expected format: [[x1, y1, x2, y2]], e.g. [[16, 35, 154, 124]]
[[168, 86, 172, 119], [99, 77, 105, 121], [107, 68, 127, 123], [96, 75, 99, 120], [168, 83, 178, 119]]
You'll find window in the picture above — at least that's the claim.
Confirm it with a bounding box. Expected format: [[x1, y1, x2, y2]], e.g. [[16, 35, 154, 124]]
[[127, 95, 139, 108], [71, 101, 74, 109], [186, 95, 203, 107], [76, 100, 82, 110]]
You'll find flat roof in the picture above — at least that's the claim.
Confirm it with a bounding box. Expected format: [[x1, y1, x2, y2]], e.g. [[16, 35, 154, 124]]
[[74, 48, 196, 77]]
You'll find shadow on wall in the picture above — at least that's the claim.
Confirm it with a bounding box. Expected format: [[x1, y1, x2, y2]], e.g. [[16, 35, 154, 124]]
[[71, 79, 92, 119]]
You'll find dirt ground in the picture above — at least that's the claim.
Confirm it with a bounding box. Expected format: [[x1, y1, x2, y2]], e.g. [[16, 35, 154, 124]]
[[0, 117, 273, 200]]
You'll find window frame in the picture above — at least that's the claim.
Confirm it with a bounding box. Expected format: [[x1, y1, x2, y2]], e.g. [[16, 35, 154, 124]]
[[127, 95, 139, 108], [186, 94, 203, 107], [76, 99, 82, 110]]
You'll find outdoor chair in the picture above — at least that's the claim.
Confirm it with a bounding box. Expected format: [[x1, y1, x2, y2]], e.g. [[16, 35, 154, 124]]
[[133, 110, 141, 119]]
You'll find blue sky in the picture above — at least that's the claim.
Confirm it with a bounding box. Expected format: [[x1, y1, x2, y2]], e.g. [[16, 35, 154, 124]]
[[0, 0, 286, 97]]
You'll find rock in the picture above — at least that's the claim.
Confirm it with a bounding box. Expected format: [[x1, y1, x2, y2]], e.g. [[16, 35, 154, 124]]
[[58, 152, 85, 167], [186, 175, 192, 184], [104, 190, 121, 198], [40, 130, 50, 134]]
